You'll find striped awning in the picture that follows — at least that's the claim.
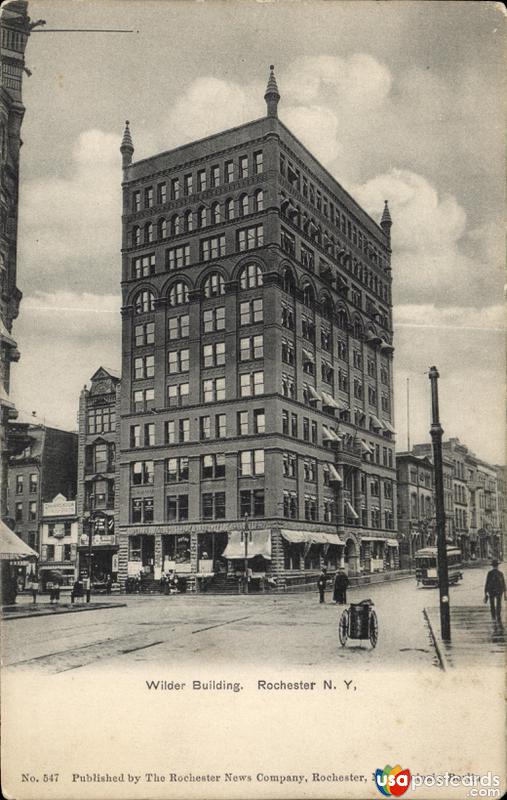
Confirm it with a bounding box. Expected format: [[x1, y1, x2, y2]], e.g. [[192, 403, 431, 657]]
[[280, 529, 344, 546]]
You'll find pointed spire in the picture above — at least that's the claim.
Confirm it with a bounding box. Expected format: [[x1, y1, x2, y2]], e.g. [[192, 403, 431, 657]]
[[380, 200, 392, 239], [264, 64, 280, 118], [120, 120, 134, 168]]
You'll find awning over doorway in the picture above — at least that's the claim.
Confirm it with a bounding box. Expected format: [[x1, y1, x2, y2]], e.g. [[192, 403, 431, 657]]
[[0, 520, 39, 562], [222, 529, 271, 560], [280, 529, 344, 546]]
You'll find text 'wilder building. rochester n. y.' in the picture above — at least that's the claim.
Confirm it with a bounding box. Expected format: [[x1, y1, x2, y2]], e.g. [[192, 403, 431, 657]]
[[117, 68, 398, 592]]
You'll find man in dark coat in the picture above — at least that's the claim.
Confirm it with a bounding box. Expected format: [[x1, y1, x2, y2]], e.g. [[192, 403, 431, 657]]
[[484, 560, 506, 622], [317, 568, 327, 604], [333, 569, 349, 604]]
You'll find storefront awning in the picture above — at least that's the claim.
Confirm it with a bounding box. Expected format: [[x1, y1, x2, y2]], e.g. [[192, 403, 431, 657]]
[[307, 385, 322, 401], [387, 539, 399, 547], [382, 420, 396, 434], [0, 520, 39, 562], [360, 535, 386, 542], [328, 464, 342, 483], [280, 529, 344, 546], [222, 529, 271, 560], [345, 501, 359, 520]]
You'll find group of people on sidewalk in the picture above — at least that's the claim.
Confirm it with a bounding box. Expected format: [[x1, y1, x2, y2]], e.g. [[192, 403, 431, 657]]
[[317, 568, 349, 605]]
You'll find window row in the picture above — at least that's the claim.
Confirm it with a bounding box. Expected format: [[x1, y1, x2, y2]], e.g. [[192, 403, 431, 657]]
[[129, 409, 265, 447], [130, 489, 265, 523], [14, 473, 39, 495]]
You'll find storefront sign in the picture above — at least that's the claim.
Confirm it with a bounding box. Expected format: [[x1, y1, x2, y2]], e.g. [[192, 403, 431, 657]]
[[43, 494, 76, 518]]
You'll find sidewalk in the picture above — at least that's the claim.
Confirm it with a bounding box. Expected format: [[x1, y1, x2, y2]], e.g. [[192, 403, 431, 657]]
[[2, 601, 126, 620], [424, 605, 505, 670]]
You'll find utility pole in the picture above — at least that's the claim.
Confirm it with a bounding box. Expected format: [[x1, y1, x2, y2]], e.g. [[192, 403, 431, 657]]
[[242, 513, 250, 595], [406, 377, 411, 452], [86, 520, 93, 603], [428, 366, 451, 641]]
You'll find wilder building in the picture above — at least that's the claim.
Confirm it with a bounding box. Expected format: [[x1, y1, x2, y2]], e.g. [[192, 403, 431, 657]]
[[117, 68, 398, 591]]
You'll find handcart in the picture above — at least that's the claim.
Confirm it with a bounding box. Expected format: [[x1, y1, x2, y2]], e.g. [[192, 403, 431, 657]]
[[338, 599, 378, 648]]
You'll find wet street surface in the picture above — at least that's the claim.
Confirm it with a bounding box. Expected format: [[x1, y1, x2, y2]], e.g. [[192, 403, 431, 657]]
[[1, 566, 498, 674]]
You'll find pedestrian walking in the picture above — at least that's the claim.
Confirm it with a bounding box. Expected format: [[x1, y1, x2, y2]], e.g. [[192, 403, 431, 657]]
[[29, 574, 39, 604], [484, 560, 506, 622], [333, 568, 349, 605], [317, 568, 327, 604]]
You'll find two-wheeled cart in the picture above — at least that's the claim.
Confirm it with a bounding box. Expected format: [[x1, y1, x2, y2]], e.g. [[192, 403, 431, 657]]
[[338, 599, 378, 648]]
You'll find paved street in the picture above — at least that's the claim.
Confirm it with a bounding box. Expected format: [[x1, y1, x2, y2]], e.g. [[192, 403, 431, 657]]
[[1, 566, 498, 674]]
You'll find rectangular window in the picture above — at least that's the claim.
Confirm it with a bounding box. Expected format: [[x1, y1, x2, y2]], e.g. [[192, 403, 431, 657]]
[[134, 355, 154, 380], [291, 413, 298, 438], [253, 151, 263, 174], [237, 225, 263, 252], [166, 244, 190, 270], [281, 373, 295, 399], [135, 321, 155, 347], [171, 178, 180, 200], [239, 449, 265, 477], [321, 361, 334, 384], [202, 342, 226, 368], [201, 235, 226, 261], [165, 420, 176, 444], [167, 494, 189, 521], [167, 383, 190, 406], [239, 489, 265, 518], [166, 457, 189, 482], [144, 423, 155, 446], [201, 454, 226, 480], [87, 406, 117, 433], [239, 155, 249, 179], [303, 417, 310, 441], [184, 173, 193, 195], [281, 228, 295, 257], [132, 388, 155, 413], [210, 165, 220, 187], [168, 348, 190, 374], [281, 337, 295, 365], [168, 314, 189, 340], [254, 409, 265, 434], [29, 501, 37, 521], [130, 425, 141, 448], [133, 191, 141, 211], [157, 182, 167, 204], [281, 303, 295, 330], [238, 411, 249, 436], [202, 492, 226, 520], [283, 452, 297, 479], [203, 377, 226, 403], [282, 410, 289, 435], [239, 298, 263, 326], [197, 169, 207, 191], [203, 306, 225, 333], [240, 334, 263, 361], [16, 475, 23, 494], [179, 418, 190, 442], [144, 187, 153, 208], [131, 461, 154, 485], [225, 160, 234, 183], [132, 253, 156, 279], [283, 491, 298, 519], [46, 544, 55, 561], [216, 414, 227, 438], [29, 473, 38, 493], [200, 416, 211, 440], [240, 371, 264, 397]]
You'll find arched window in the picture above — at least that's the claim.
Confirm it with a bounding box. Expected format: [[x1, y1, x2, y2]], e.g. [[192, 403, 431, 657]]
[[168, 281, 189, 307], [353, 318, 363, 340], [302, 283, 314, 309], [203, 272, 225, 298], [336, 307, 348, 330], [184, 210, 193, 233], [170, 214, 180, 236], [132, 226, 141, 246], [282, 267, 296, 296], [253, 189, 264, 212], [321, 296, 334, 320], [134, 289, 155, 315], [159, 218, 167, 239], [145, 222, 154, 243], [211, 202, 221, 225], [239, 263, 263, 290], [225, 198, 235, 221], [198, 206, 207, 229], [239, 194, 249, 217]]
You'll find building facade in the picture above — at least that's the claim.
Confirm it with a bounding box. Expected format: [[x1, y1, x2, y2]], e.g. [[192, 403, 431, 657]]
[[7, 424, 78, 552], [117, 69, 398, 591], [76, 367, 120, 582], [0, 1, 33, 518], [39, 494, 79, 588]]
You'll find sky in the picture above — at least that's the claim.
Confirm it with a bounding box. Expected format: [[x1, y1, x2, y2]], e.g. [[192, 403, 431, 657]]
[[10, 0, 506, 463]]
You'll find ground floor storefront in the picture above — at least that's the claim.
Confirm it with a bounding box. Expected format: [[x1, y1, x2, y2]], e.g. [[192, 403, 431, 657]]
[[118, 525, 400, 592]]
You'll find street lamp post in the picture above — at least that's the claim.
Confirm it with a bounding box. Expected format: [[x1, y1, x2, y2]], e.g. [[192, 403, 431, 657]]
[[429, 366, 451, 641]]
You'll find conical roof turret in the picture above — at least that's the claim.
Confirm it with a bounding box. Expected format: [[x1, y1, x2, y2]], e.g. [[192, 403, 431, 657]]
[[380, 200, 392, 239], [264, 65, 280, 118], [120, 120, 134, 167]]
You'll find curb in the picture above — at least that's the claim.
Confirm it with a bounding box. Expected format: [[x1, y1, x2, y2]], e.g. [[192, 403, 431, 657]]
[[423, 607, 447, 671], [2, 603, 127, 621]]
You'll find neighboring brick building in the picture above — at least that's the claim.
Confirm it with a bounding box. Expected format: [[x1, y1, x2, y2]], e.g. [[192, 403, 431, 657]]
[[7, 424, 78, 552], [76, 367, 120, 583], [117, 68, 398, 591], [39, 493, 79, 588], [0, 1, 32, 519]]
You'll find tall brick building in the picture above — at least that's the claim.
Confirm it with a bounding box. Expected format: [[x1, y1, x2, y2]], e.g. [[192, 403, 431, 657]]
[[117, 68, 398, 591], [76, 367, 120, 582]]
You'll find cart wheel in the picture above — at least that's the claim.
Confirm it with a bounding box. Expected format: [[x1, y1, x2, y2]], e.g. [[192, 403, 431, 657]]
[[338, 609, 349, 646], [369, 609, 378, 648]]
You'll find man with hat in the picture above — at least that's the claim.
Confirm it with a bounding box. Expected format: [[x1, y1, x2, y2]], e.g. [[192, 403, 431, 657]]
[[484, 560, 506, 622]]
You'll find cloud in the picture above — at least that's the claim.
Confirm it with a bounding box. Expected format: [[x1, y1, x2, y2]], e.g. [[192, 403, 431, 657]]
[[18, 130, 122, 295], [282, 105, 341, 166], [355, 169, 503, 307]]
